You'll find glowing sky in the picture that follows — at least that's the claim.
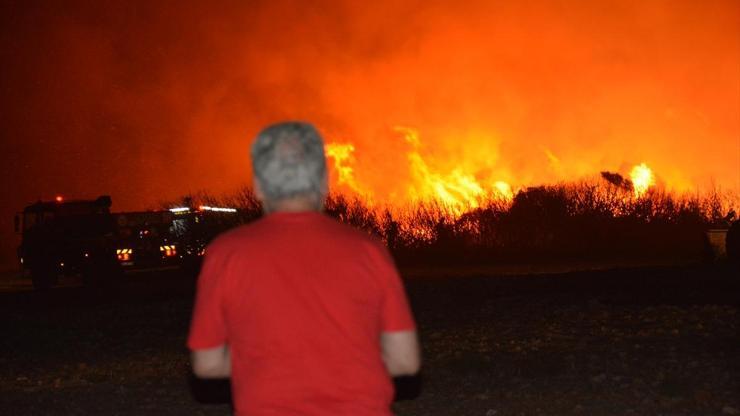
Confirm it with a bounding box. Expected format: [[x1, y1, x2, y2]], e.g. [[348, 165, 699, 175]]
[[1, 0, 738, 267]]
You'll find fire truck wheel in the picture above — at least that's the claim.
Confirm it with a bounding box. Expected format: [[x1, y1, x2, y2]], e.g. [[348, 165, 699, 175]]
[[31, 263, 58, 291]]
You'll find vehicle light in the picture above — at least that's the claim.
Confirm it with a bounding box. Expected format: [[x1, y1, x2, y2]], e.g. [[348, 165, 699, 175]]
[[199, 205, 237, 213], [160, 245, 177, 257], [55, 195, 64, 203], [169, 207, 190, 213], [116, 248, 133, 262]]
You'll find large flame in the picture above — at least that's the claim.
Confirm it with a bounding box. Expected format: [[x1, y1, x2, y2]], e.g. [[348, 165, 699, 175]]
[[325, 142, 367, 199], [328, 127, 518, 214], [630, 163, 655, 198], [327, 128, 659, 213], [395, 126, 513, 213]]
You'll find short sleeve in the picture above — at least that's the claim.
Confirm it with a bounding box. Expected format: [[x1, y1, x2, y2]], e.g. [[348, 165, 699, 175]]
[[373, 243, 416, 332], [187, 245, 229, 350]]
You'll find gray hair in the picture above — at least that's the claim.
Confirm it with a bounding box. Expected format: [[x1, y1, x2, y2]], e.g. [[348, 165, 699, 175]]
[[251, 121, 328, 202]]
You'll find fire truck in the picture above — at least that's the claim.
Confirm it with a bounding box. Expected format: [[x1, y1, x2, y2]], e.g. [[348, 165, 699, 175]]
[[15, 195, 121, 290], [15, 195, 241, 290], [112, 210, 181, 270], [167, 204, 242, 268], [110, 204, 241, 273]]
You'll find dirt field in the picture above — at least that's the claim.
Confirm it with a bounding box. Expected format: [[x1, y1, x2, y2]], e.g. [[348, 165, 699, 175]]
[[0, 263, 738, 415]]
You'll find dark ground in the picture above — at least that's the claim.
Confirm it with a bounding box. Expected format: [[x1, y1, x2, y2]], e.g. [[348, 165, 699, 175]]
[[0, 263, 738, 415]]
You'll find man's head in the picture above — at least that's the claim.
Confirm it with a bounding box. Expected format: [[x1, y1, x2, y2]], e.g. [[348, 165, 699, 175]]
[[251, 121, 328, 212]]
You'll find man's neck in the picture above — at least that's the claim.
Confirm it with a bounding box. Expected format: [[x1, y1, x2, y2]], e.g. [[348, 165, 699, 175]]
[[264, 195, 323, 213]]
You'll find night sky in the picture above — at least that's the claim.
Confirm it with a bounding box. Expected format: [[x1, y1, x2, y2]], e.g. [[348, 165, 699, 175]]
[[1, 0, 738, 269]]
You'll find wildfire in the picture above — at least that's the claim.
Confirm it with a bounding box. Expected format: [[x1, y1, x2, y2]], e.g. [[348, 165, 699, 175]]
[[493, 181, 514, 200], [325, 142, 367, 198], [630, 163, 655, 197], [395, 126, 513, 213], [326, 127, 663, 213], [327, 127, 514, 215]]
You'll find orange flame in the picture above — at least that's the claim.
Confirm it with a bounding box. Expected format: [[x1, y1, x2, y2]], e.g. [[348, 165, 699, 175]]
[[325, 143, 356, 187], [630, 163, 655, 197], [326, 128, 670, 212], [328, 127, 515, 215], [397, 126, 487, 213]]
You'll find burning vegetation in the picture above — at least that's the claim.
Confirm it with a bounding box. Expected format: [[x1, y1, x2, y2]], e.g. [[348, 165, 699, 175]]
[[176, 123, 737, 265], [326, 126, 665, 216], [178, 174, 737, 266], [600, 164, 657, 199]]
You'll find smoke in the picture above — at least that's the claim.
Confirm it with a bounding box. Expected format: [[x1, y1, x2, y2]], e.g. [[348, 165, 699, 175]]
[[0, 0, 738, 268]]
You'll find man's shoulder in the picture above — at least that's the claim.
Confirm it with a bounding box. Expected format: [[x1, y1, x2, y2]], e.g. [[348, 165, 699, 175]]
[[205, 213, 386, 255], [204, 222, 262, 255], [318, 215, 385, 248]]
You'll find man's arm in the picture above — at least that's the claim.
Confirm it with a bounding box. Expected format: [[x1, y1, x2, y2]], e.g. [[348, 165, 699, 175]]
[[188, 243, 232, 378], [191, 344, 231, 378], [381, 330, 421, 376]]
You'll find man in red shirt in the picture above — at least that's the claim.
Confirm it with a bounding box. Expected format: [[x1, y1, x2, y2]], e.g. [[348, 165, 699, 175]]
[[188, 121, 420, 415]]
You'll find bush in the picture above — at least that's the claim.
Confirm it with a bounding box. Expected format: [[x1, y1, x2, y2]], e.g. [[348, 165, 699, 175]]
[[173, 183, 737, 266]]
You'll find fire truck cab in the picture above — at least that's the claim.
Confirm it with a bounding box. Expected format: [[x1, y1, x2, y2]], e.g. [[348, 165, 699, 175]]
[[15, 195, 121, 290]]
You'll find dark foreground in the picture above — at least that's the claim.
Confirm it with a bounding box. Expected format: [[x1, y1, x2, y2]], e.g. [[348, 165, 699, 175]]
[[0, 263, 738, 415]]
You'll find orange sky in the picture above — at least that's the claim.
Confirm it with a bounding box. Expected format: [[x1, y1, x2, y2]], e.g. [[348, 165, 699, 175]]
[[1, 0, 738, 267]]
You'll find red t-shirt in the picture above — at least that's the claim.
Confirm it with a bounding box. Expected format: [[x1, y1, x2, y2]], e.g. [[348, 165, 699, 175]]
[[187, 211, 416, 415]]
